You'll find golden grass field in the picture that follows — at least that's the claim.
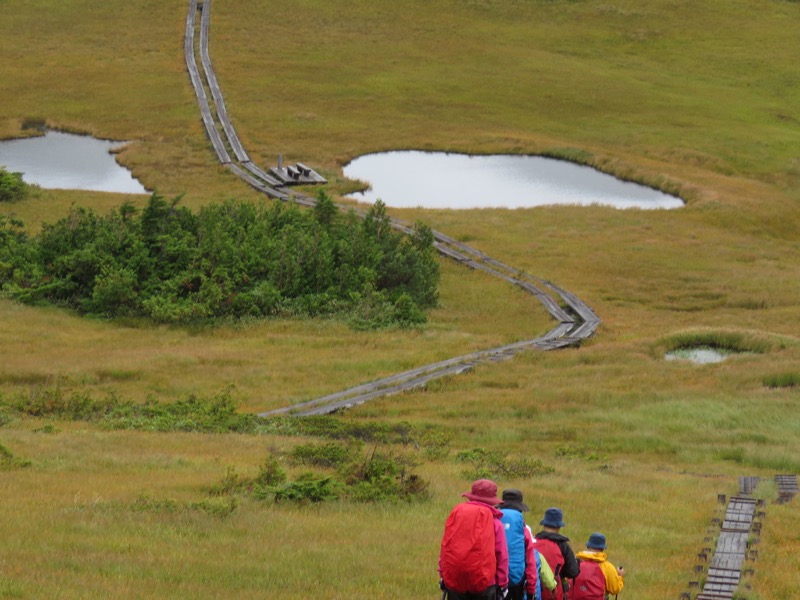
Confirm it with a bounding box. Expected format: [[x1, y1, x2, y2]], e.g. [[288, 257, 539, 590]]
[[1, 0, 800, 598]]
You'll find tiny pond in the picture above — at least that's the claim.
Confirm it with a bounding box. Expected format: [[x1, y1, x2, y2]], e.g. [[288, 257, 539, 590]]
[[665, 347, 731, 364]]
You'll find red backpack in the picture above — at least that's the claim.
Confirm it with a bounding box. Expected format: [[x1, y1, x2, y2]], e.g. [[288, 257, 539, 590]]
[[570, 559, 606, 600], [532, 537, 565, 600], [440, 502, 497, 593]]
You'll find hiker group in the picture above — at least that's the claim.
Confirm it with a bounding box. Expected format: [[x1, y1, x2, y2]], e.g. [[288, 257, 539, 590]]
[[439, 479, 625, 600]]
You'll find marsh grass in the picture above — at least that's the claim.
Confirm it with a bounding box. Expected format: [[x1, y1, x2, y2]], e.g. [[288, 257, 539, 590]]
[[762, 372, 800, 389], [0, 257, 551, 412], [656, 329, 779, 356], [2, 0, 800, 597]]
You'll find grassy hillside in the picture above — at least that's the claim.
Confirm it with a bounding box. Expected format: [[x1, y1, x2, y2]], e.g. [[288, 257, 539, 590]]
[[1, 0, 799, 598]]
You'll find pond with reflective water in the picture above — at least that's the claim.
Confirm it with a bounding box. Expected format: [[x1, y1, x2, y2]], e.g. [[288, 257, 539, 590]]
[[665, 348, 730, 364], [344, 151, 683, 209], [0, 130, 147, 194]]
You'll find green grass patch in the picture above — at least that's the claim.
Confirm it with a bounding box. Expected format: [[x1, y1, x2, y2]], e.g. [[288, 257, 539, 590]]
[[0, 440, 31, 470], [655, 329, 776, 355], [762, 372, 800, 389]]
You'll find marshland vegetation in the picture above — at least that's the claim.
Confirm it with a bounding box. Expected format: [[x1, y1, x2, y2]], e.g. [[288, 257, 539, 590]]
[[1, 0, 799, 598]]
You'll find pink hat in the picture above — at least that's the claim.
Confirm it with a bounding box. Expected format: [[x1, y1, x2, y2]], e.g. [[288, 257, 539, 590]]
[[462, 479, 502, 505]]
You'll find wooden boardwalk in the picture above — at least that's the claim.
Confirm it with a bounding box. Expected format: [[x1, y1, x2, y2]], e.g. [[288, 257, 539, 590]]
[[682, 474, 797, 599], [689, 495, 756, 600], [185, 0, 323, 195], [184, 0, 599, 416], [775, 474, 799, 504]]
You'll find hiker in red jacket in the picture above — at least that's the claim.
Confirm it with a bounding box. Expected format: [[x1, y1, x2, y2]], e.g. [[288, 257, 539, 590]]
[[439, 479, 509, 599], [532, 507, 580, 600]]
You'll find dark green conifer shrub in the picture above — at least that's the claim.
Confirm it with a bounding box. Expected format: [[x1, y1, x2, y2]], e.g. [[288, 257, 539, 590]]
[[0, 193, 439, 328], [0, 167, 28, 203]]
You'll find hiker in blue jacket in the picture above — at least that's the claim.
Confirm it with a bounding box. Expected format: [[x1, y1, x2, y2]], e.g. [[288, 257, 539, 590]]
[[497, 489, 539, 600]]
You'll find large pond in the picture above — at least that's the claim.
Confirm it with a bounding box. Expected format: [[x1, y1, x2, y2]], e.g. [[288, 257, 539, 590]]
[[0, 130, 147, 194], [344, 151, 683, 209]]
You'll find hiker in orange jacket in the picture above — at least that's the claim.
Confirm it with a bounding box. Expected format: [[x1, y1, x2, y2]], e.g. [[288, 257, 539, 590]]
[[574, 533, 624, 597]]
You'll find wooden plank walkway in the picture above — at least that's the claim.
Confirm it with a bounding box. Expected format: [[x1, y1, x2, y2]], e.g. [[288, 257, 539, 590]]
[[184, 0, 600, 417], [184, 1, 230, 164], [691, 495, 755, 600], [775, 474, 798, 504], [198, 1, 249, 164], [186, 0, 321, 198], [683, 474, 798, 600]]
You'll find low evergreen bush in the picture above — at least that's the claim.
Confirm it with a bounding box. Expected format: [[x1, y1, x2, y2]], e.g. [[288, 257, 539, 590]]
[[0, 192, 439, 328], [0, 167, 28, 203], [455, 447, 555, 479]]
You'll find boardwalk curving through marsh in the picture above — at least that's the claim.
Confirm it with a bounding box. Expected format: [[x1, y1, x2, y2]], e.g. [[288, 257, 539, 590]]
[[184, 0, 600, 416]]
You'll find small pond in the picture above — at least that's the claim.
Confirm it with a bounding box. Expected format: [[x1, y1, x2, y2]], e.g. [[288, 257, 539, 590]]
[[344, 151, 683, 210], [665, 347, 730, 364], [0, 130, 147, 194]]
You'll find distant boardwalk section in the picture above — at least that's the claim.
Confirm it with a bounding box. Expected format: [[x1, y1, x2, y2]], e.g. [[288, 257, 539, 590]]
[[185, 0, 325, 198]]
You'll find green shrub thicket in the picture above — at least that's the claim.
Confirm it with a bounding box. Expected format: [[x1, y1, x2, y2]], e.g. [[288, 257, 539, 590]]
[[0, 167, 29, 203], [216, 443, 431, 504], [0, 192, 439, 328], [454, 447, 555, 480]]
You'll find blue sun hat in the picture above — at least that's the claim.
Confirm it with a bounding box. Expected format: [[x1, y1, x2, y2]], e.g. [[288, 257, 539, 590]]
[[587, 532, 607, 549], [540, 507, 565, 528]]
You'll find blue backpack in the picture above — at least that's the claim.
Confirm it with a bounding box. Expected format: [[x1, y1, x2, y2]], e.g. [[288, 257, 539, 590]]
[[500, 508, 526, 585]]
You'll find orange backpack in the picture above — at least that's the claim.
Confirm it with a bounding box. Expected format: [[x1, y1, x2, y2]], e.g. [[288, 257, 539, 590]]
[[440, 502, 496, 593]]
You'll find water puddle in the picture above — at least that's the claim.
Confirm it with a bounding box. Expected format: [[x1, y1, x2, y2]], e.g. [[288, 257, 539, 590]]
[[343, 151, 683, 209], [0, 130, 147, 194], [665, 347, 730, 364]]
